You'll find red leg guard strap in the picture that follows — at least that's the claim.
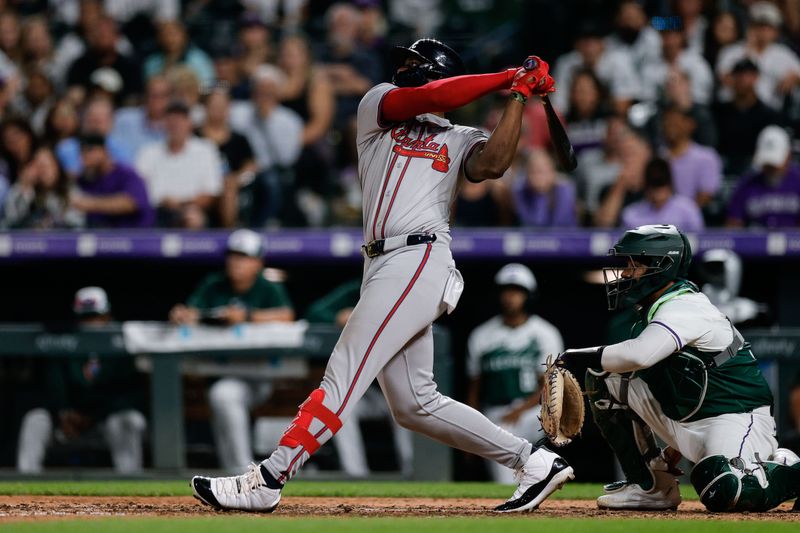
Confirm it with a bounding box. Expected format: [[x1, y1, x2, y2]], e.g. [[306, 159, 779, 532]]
[[279, 388, 342, 452], [281, 425, 321, 454]]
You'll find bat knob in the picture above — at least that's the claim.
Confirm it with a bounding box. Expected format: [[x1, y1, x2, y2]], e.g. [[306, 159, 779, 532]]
[[523, 57, 539, 71]]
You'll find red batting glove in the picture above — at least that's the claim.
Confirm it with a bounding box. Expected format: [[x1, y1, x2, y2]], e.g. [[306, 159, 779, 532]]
[[510, 56, 554, 100]]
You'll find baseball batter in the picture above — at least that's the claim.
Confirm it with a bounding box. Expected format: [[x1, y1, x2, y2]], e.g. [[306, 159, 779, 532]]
[[557, 224, 800, 512], [192, 39, 574, 513]]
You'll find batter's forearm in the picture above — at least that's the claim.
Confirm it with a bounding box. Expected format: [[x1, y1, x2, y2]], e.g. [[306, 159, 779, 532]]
[[465, 97, 524, 181], [381, 70, 515, 123]]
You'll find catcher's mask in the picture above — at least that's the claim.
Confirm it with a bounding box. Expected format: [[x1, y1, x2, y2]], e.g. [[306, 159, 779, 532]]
[[603, 224, 692, 310], [391, 38, 466, 88]]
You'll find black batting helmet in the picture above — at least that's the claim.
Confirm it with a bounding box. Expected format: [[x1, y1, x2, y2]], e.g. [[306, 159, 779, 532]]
[[390, 38, 466, 87]]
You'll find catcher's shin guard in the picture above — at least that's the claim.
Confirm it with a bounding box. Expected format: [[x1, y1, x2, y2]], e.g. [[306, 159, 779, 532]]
[[279, 389, 342, 454], [691, 455, 800, 512], [585, 370, 661, 491]]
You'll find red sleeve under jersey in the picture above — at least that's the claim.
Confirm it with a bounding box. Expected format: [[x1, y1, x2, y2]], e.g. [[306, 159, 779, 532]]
[[380, 70, 516, 123]]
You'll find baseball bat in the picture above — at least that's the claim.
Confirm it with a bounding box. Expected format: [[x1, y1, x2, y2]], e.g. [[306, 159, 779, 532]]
[[523, 58, 578, 172]]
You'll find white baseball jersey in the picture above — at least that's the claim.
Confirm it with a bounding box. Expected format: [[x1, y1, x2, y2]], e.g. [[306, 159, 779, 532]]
[[356, 82, 488, 242]]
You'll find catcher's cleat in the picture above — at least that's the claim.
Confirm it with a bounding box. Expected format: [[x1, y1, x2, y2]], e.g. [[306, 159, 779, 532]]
[[495, 447, 574, 512], [597, 471, 681, 511], [770, 448, 800, 466], [191, 463, 282, 512]]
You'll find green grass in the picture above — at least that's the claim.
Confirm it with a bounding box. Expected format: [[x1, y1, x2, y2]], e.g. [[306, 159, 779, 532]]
[[0, 479, 700, 500], [0, 517, 794, 533]]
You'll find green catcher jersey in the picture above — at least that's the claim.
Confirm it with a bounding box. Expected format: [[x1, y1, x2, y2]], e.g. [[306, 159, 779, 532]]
[[630, 281, 773, 422], [467, 315, 563, 406]]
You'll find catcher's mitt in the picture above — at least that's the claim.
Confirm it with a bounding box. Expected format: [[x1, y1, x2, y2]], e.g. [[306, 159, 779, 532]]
[[540, 354, 585, 447]]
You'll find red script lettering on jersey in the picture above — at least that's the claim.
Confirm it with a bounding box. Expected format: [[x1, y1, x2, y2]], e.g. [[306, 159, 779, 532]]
[[390, 126, 450, 172]]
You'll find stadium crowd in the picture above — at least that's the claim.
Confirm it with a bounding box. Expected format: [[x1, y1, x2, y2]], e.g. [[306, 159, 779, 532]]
[[0, 0, 797, 232]]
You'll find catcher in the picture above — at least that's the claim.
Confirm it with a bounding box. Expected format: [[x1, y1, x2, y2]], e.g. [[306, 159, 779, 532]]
[[544, 224, 799, 512]]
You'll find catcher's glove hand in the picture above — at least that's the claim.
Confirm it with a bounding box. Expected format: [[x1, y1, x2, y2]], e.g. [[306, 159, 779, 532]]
[[540, 354, 585, 447]]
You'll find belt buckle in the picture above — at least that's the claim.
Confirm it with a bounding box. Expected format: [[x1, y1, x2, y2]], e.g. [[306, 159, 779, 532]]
[[363, 241, 382, 258]]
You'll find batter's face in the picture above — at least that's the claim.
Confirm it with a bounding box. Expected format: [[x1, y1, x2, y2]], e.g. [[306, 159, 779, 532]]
[[396, 57, 422, 76], [499, 286, 527, 315]]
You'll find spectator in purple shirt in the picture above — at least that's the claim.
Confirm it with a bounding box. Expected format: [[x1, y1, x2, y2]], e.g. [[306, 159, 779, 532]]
[[727, 126, 800, 228], [71, 133, 154, 228], [512, 149, 578, 227], [661, 105, 722, 208], [622, 157, 705, 231]]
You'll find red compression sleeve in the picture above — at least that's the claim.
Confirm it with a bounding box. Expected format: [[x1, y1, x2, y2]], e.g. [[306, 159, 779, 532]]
[[381, 69, 516, 123]]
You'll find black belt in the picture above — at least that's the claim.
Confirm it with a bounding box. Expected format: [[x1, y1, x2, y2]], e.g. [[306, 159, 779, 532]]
[[362, 233, 437, 258]]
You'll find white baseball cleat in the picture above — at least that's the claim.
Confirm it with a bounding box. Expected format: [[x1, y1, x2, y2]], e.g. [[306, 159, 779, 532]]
[[191, 463, 282, 512], [495, 447, 575, 512], [597, 470, 681, 511]]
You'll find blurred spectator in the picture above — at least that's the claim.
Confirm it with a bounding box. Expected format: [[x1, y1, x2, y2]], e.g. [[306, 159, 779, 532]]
[[661, 105, 722, 207], [65, 15, 142, 105], [241, 0, 307, 31], [0, 117, 37, 182], [278, 33, 336, 224], [10, 69, 55, 136], [104, 0, 179, 25], [605, 0, 662, 71], [388, 0, 443, 40], [169, 229, 294, 471], [53, 0, 135, 93], [454, 179, 515, 227], [512, 149, 578, 228], [639, 68, 717, 148], [3, 146, 83, 229], [0, 77, 10, 123], [698, 249, 767, 326], [716, 2, 800, 111], [714, 58, 783, 175], [16, 287, 147, 474], [641, 20, 714, 106], [136, 100, 223, 228], [727, 125, 800, 227], [43, 98, 80, 148], [230, 65, 303, 226], [673, 0, 708, 55], [552, 22, 641, 115], [565, 69, 611, 160], [112, 75, 169, 161], [0, 10, 22, 66], [621, 156, 705, 231], [166, 66, 204, 125], [71, 133, 153, 228], [144, 21, 214, 89], [319, 3, 381, 131], [467, 264, 563, 483], [593, 131, 652, 227], [236, 13, 272, 85], [356, 0, 390, 77], [198, 88, 256, 228], [19, 16, 58, 85], [56, 95, 132, 176], [703, 11, 742, 69], [212, 50, 250, 101]]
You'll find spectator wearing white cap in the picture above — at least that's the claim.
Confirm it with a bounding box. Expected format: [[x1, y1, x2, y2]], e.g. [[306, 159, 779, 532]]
[[716, 1, 800, 110], [727, 126, 800, 227], [17, 287, 148, 474], [169, 229, 295, 471], [466, 264, 564, 483]]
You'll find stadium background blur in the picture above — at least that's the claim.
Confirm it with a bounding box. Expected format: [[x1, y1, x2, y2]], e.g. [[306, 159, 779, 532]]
[[1, 0, 800, 482]]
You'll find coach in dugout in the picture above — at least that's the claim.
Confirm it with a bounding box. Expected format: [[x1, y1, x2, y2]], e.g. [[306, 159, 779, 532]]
[[170, 229, 295, 471]]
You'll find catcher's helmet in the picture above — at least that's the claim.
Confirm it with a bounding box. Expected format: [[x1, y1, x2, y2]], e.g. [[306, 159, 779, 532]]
[[603, 224, 692, 310], [390, 38, 466, 87]]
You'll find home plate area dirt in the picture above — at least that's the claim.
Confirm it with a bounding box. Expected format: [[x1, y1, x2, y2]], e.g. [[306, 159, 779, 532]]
[[0, 496, 798, 522]]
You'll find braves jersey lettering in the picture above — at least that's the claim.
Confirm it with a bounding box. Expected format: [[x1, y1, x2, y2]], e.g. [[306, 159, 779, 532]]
[[357, 83, 487, 241]]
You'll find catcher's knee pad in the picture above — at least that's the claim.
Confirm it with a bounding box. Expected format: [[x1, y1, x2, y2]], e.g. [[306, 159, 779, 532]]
[[279, 389, 342, 454], [691, 455, 743, 512]]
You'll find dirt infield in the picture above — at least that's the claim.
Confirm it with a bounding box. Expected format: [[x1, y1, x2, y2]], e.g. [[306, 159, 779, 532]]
[[0, 496, 797, 522]]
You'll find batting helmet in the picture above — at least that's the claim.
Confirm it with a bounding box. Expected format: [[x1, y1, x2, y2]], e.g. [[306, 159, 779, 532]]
[[390, 38, 466, 87]]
